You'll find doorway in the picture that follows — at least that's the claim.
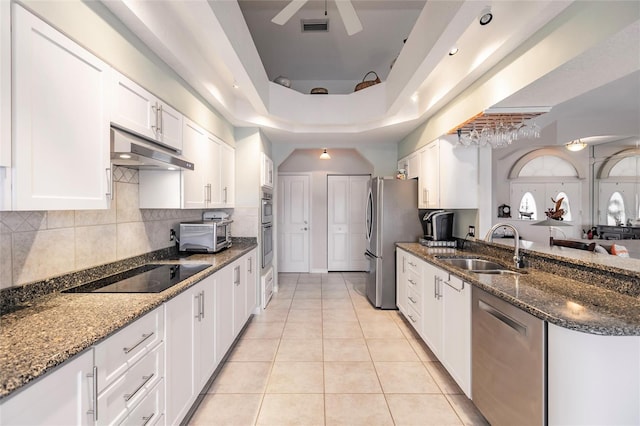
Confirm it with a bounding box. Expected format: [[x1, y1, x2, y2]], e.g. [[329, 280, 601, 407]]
[[278, 174, 310, 272]]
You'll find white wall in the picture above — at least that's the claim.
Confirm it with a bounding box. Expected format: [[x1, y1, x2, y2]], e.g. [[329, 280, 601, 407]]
[[278, 149, 374, 272]]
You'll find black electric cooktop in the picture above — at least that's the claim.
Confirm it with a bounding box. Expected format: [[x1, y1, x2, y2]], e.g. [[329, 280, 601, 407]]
[[63, 263, 211, 294]]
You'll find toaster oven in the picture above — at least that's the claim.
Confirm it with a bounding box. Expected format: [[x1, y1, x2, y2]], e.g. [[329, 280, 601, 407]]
[[179, 219, 232, 253]]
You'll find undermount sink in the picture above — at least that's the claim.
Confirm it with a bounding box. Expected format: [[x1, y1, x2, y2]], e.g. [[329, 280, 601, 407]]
[[436, 257, 522, 275]]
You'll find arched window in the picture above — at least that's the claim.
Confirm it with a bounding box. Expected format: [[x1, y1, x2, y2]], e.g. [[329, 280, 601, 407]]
[[609, 155, 640, 177], [518, 192, 537, 220], [607, 191, 626, 226], [554, 191, 572, 221]]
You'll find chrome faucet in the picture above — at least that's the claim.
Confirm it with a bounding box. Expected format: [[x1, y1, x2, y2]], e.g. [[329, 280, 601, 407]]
[[484, 223, 524, 269]]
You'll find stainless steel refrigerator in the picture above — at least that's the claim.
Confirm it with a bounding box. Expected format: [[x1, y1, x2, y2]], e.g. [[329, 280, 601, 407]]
[[364, 177, 422, 309]]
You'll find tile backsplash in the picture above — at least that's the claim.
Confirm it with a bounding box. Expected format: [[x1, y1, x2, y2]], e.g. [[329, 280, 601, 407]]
[[0, 167, 205, 289]]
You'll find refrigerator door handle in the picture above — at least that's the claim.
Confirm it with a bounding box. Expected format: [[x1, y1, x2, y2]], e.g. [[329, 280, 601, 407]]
[[364, 250, 376, 260]]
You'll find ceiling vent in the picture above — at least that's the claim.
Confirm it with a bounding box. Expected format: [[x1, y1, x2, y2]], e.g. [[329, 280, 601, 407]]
[[301, 19, 329, 32]]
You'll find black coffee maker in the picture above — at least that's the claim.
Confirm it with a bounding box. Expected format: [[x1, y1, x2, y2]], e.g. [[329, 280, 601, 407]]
[[420, 209, 454, 241]]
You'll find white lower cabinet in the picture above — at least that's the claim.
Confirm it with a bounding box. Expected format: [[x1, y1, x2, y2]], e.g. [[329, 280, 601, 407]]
[[396, 249, 471, 397], [0, 349, 95, 425], [261, 266, 274, 309], [215, 263, 235, 362], [165, 274, 215, 425], [245, 252, 257, 316]]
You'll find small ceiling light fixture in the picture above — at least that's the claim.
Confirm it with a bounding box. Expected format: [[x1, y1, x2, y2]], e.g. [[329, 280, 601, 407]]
[[320, 148, 331, 160], [119, 154, 131, 159], [411, 93, 419, 103], [232, 81, 239, 89], [565, 139, 587, 152], [479, 7, 493, 26], [448, 46, 459, 56], [167, 167, 177, 171]]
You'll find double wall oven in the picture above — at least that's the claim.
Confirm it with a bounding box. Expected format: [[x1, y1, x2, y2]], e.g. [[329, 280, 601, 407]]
[[261, 187, 273, 269]]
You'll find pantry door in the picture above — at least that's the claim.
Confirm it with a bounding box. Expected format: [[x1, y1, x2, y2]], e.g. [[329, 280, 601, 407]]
[[279, 174, 310, 272]]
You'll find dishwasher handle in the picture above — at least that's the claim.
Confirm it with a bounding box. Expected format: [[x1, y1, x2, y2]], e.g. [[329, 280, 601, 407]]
[[478, 299, 527, 336]]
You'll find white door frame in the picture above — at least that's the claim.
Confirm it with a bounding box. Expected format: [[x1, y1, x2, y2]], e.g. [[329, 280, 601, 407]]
[[278, 173, 311, 273]]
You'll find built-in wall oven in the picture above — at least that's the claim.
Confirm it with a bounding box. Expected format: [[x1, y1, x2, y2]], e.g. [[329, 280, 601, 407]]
[[261, 187, 273, 269]]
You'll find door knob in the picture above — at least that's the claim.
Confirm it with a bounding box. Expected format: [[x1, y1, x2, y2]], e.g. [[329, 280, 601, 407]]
[[301, 227, 308, 231]]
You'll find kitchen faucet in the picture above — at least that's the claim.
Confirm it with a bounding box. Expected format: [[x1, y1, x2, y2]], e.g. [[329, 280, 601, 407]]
[[484, 223, 524, 269]]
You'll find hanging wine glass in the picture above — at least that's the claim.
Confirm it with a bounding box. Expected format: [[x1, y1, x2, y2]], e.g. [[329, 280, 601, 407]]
[[470, 124, 480, 145], [480, 125, 493, 147], [517, 118, 529, 140], [531, 121, 541, 139]]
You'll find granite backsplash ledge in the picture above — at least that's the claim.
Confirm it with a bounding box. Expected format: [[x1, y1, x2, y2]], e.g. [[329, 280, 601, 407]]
[[0, 237, 257, 315], [460, 239, 640, 297]]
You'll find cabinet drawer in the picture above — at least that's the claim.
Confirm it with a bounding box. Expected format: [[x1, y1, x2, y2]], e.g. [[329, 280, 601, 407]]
[[405, 254, 421, 275], [404, 304, 422, 329], [406, 286, 422, 316], [98, 343, 164, 425], [95, 307, 164, 391], [406, 269, 422, 295], [118, 379, 164, 426]]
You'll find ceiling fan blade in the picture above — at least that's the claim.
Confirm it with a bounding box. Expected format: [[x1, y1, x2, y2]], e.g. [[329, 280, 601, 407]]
[[335, 0, 363, 35], [271, 0, 309, 25]]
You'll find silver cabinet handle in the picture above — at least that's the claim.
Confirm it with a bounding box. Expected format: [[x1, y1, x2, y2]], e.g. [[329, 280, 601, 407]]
[[194, 293, 201, 321], [200, 291, 205, 320], [408, 278, 416, 285], [158, 104, 164, 135], [234, 266, 240, 285], [402, 256, 406, 273], [223, 186, 228, 203], [105, 168, 113, 199], [151, 103, 159, 133], [142, 413, 155, 426], [248, 257, 252, 273], [123, 332, 154, 354], [408, 296, 417, 304], [124, 373, 154, 402], [86, 366, 98, 421], [408, 261, 417, 267], [407, 314, 417, 323], [478, 300, 527, 335], [433, 276, 438, 299]]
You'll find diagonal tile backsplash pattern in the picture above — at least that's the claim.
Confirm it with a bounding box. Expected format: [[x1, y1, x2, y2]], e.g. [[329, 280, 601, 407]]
[[0, 167, 204, 289]]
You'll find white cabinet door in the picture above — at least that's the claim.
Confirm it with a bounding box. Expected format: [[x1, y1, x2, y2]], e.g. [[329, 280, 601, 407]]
[[215, 264, 235, 361], [232, 260, 246, 337], [205, 134, 222, 205], [261, 153, 274, 188], [441, 274, 471, 397], [219, 143, 235, 207], [421, 261, 443, 357], [439, 139, 478, 209], [194, 275, 216, 393], [396, 250, 408, 314], [164, 287, 196, 426], [0, 349, 95, 425], [420, 142, 439, 209], [245, 251, 258, 316], [12, 5, 111, 211], [182, 119, 208, 209], [112, 71, 182, 152]]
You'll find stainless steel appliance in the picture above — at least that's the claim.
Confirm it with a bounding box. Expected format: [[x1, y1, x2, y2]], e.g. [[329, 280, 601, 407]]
[[110, 127, 195, 171], [261, 222, 273, 268], [364, 177, 422, 309], [63, 263, 210, 293], [179, 216, 232, 253], [261, 187, 273, 224], [421, 210, 454, 241], [472, 286, 546, 425]]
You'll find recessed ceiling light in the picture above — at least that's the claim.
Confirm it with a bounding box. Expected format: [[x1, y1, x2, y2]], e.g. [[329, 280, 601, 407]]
[[479, 7, 493, 26], [119, 154, 131, 159], [167, 166, 177, 171], [232, 81, 239, 89], [448, 47, 459, 56], [411, 93, 419, 103]]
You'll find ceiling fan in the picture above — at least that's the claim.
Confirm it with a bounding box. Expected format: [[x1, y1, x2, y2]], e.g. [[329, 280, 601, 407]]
[[271, 0, 363, 35]]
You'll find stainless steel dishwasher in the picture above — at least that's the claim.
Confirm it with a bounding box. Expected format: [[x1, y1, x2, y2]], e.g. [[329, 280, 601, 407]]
[[472, 287, 546, 425]]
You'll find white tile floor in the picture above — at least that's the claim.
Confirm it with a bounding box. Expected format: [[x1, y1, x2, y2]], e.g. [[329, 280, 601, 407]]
[[188, 272, 488, 426]]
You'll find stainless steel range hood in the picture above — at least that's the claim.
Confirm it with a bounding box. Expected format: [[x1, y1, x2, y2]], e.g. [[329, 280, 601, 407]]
[[110, 127, 195, 171]]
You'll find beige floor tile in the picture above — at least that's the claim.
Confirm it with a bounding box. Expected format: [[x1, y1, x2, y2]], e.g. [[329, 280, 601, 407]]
[[408, 338, 438, 361], [356, 309, 394, 321], [323, 308, 358, 322], [325, 394, 394, 426], [323, 321, 363, 338], [293, 288, 322, 299], [228, 338, 280, 362], [256, 394, 324, 426], [322, 298, 355, 310], [324, 361, 382, 393], [322, 282, 347, 291], [446, 395, 489, 425], [424, 361, 464, 394], [242, 321, 285, 339], [286, 308, 322, 323], [275, 289, 295, 299], [322, 289, 351, 299], [209, 362, 271, 393], [392, 314, 422, 339], [297, 274, 322, 284], [276, 339, 323, 361], [366, 338, 420, 361], [290, 298, 322, 310], [267, 297, 292, 310], [386, 394, 463, 425], [324, 338, 371, 361], [266, 361, 324, 393], [188, 393, 262, 426], [374, 362, 440, 393], [252, 308, 289, 323], [350, 297, 373, 310], [282, 321, 323, 339], [278, 276, 299, 285], [322, 273, 346, 283], [360, 318, 405, 338]]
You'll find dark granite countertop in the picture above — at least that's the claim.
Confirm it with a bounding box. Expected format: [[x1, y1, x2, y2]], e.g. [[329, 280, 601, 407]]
[[397, 242, 640, 336], [0, 241, 257, 399]]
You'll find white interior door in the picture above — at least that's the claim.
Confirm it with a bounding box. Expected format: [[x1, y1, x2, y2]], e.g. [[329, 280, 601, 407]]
[[279, 175, 310, 272], [328, 175, 369, 271]]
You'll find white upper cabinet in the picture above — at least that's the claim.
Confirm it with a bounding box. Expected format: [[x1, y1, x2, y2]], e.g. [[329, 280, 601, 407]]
[[11, 5, 112, 211], [418, 138, 478, 209], [261, 152, 274, 188], [112, 70, 182, 152], [219, 142, 235, 207], [398, 152, 420, 180]]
